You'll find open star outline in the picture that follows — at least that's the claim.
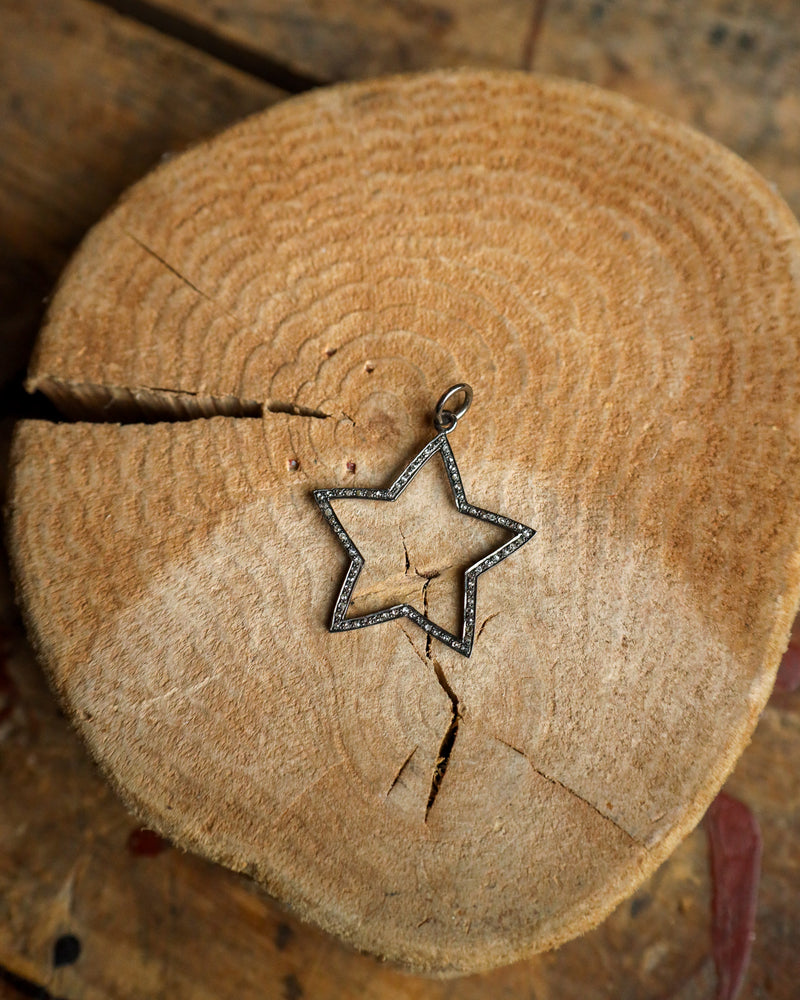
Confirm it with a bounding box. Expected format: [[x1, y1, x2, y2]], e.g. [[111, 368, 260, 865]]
[[313, 431, 535, 657]]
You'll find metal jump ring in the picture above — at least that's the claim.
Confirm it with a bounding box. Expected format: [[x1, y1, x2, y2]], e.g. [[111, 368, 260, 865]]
[[434, 383, 473, 433]]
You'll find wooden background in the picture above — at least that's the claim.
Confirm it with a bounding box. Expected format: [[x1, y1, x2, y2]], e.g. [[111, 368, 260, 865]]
[[1, 1, 798, 997]]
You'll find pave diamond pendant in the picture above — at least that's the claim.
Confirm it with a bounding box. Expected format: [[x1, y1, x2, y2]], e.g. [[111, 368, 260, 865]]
[[313, 384, 535, 657]]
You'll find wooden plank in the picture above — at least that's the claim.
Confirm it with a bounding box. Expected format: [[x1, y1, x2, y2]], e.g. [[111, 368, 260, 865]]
[[0, 0, 284, 386], [3, 0, 798, 994], [127, 0, 537, 79]]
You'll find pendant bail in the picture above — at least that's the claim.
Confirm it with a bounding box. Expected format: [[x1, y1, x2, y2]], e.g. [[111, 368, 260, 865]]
[[434, 383, 473, 433]]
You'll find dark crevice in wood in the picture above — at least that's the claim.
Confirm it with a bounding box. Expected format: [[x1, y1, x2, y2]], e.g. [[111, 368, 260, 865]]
[[0, 380, 62, 423], [25, 379, 263, 423], [16, 378, 335, 425], [429, 655, 458, 707], [424, 567, 460, 819], [91, 0, 326, 93], [423, 579, 433, 660], [387, 745, 417, 796], [14, 376, 338, 424], [521, 0, 549, 71], [393, 620, 463, 821], [265, 401, 331, 420], [425, 670, 459, 821], [0, 962, 68, 1000], [402, 537, 411, 574], [493, 735, 527, 757]]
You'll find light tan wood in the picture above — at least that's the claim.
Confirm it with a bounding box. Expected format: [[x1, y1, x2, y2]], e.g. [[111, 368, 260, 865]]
[[8, 70, 800, 975]]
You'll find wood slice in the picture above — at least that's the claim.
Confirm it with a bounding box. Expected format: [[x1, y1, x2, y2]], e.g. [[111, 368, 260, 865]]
[[7, 70, 800, 975]]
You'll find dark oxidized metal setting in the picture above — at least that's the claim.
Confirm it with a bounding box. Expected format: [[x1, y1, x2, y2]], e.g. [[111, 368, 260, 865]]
[[313, 384, 535, 657]]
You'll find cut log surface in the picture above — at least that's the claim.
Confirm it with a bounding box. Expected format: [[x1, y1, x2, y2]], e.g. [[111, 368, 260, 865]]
[[7, 70, 800, 975]]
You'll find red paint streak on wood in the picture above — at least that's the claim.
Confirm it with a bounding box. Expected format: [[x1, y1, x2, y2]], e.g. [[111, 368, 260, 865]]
[[773, 641, 800, 694], [127, 827, 168, 856], [0, 627, 17, 725], [705, 793, 762, 1000]]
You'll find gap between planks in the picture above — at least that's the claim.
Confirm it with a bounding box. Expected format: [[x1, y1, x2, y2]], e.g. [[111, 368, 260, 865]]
[[90, 0, 325, 92]]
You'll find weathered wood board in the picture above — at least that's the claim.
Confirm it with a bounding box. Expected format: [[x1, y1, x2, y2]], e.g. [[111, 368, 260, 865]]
[[536, 1, 800, 228], [129, 0, 539, 79]]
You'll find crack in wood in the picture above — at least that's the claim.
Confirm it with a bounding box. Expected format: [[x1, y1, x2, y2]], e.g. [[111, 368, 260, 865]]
[[425, 677, 459, 821], [386, 745, 418, 796], [0, 961, 69, 1000], [26, 231, 335, 426], [423, 579, 433, 662], [423, 570, 460, 819], [493, 736, 642, 844], [265, 401, 331, 420], [24, 378, 263, 423], [396, 626, 461, 820], [476, 612, 499, 642], [124, 228, 215, 304], [23, 379, 262, 423], [121, 228, 278, 373], [20, 377, 337, 425]]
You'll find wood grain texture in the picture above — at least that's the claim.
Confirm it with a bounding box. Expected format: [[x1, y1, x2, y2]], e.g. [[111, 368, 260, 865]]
[[9, 70, 800, 974], [0, 0, 282, 386]]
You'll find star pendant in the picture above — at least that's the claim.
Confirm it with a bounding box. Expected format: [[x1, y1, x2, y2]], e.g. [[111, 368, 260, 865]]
[[313, 424, 534, 657]]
